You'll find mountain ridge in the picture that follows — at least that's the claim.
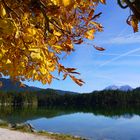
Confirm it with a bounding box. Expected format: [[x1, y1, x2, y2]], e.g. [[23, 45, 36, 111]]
[[105, 85, 133, 92], [0, 78, 79, 95], [0, 78, 138, 93]]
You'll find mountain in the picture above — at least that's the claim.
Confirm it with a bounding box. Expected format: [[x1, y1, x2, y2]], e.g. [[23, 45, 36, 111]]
[[0, 78, 41, 92], [36, 88, 79, 95], [0, 78, 78, 94], [119, 85, 133, 91], [133, 87, 140, 91], [105, 85, 133, 92], [50, 89, 78, 95], [105, 85, 119, 90], [0, 78, 134, 94]]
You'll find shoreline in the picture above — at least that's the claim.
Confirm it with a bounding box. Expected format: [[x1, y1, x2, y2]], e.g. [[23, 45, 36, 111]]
[[0, 121, 87, 140], [0, 128, 52, 140]]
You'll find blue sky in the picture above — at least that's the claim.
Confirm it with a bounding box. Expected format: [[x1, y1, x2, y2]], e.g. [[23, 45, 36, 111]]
[[25, 1, 140, 93]]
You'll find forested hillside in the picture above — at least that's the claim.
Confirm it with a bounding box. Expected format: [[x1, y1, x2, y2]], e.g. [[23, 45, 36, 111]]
[[0, 89, 140, 108]]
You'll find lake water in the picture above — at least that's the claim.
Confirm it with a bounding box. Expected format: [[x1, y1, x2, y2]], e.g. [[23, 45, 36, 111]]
[[0, 107, 140, 140]]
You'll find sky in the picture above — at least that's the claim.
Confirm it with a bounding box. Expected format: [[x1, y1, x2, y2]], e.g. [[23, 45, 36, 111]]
[[25, 1, 140, 93]]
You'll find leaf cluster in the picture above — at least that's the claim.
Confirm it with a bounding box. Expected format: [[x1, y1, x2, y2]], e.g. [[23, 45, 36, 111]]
[[0, 0, 104, 85]]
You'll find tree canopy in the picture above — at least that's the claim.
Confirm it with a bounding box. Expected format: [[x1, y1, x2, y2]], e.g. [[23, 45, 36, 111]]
[[0, 0, 139, 86]]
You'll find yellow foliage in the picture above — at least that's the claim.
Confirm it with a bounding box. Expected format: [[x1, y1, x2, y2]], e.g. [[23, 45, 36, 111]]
[[31, 52, 42, 61], [0, 38, 3, 45], [100, 0, 106, 4], [26, 28, 37, 36], [51, 0, 72, 7], [85, 29, 95, 40], [40, 66, 48, 75], [62, 0, 72, 7], [0, 0, 105, 85], [53, 31, 61, 36], [0, 4, 6, 17], [6, 59, 11, 64], [0, 19, 16, 35]]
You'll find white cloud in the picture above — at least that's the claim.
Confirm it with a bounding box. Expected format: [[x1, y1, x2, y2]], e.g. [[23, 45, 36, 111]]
[[88, 71, 140, 89], [98, 47, 140, 67], [98, 34, 140, 45], [94, 52, 140, 57], [93, 74, 128, 85]]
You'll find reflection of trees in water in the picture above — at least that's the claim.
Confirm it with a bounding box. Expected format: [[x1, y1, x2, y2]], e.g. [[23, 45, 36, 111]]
[[0, 106, 140, 123], [0, 107, 71, 123], [112, 114, 134, 119]]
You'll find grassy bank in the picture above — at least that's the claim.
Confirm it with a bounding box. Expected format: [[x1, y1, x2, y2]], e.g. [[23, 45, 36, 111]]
[[0, 121, 86, 140]]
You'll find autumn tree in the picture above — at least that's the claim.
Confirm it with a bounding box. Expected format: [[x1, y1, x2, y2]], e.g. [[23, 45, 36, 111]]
[[0, 0, 139, 86], [118, 0, 140, 32]]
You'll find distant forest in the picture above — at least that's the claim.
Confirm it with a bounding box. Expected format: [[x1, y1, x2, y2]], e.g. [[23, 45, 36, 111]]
[[0, 89, 140, 108]]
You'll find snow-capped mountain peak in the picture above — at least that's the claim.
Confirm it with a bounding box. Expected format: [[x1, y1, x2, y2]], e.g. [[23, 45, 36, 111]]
[[105, 85, 133, 91]]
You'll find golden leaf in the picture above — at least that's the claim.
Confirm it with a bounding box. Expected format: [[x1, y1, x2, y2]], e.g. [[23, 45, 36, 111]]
[[53, 31, 62, 36], [85, 29, 95, 40], [94, 45, 105, 51], [26, 27, 37, 36], [0, 19, 16, 35], [0, 4, 6, 18], [100, 0, 106, 4], [131, 16, 139, 33], [69, 75, 85, 86], [31, 52, 42, 61], [62, 0, 72, 7], [6, 59, 12, 64]]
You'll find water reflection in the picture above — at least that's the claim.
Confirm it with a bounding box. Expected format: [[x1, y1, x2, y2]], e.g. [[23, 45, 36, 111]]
[[0, 107, 140, 140], [0, 106, 139, 123]]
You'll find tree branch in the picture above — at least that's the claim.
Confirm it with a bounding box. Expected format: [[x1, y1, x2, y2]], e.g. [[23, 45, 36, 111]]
[[117, 0, 128, 9], [125, 0, 140, 20]]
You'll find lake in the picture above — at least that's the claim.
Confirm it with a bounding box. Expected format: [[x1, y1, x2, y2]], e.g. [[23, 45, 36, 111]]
[[0, 107, 140, 140]]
